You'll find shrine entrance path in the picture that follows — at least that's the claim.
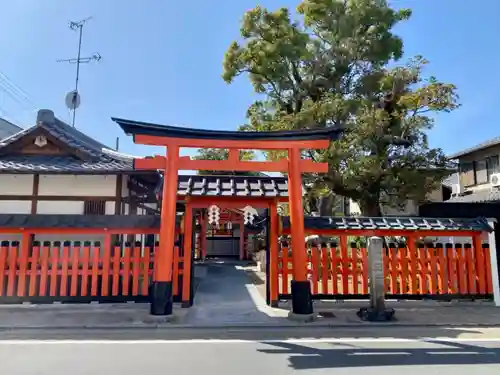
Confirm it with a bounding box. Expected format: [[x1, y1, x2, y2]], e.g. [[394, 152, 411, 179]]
[[184, 261, 287, 326]]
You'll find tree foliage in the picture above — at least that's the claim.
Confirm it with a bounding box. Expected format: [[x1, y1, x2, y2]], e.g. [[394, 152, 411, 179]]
[[222, 0, 458, 216], [193, 148, 265, 176]]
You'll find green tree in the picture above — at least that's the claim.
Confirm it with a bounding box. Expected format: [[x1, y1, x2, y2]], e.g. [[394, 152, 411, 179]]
[[193, 148, 266, 176], [222, 0, 458, 216]]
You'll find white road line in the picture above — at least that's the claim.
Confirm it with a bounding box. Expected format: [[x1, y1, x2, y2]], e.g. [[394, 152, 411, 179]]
[[0, 338, 499, 345], [427, 351, 497, 355], [348, 352, 411, 356]]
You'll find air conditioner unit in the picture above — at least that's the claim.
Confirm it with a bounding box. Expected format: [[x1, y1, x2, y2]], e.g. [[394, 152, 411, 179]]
[[490, 173, 500, 187], [451, 183, 463, 196]]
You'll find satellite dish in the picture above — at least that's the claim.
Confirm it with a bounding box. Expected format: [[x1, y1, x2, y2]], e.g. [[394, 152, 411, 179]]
[[65, 90, 81, 110]]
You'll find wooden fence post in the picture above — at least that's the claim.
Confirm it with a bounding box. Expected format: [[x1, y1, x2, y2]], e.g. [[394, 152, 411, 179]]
[[357, 236, 395, 321]]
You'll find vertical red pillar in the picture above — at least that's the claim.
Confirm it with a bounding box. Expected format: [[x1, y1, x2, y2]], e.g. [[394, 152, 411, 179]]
[[239, 216, 245, 260], [287, 147, 313, 315], [151, 145, 179, 315], [269, 201, 280, 307], [181, 201, 193, 307], [200, 211, 207, 261]]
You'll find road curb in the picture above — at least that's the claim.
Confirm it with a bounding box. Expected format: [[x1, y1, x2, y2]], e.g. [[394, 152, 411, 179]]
[[2, 322, 500, 331]]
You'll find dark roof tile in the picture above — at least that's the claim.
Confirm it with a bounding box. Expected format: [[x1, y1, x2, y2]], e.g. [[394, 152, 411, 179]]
[[163, 175, 289, 198], [448, 137, 500, 159], [0, 110, 134, 173], [281, 216, 492, 232], [0, 214, 169, 229], [0, 155, 133, 173]]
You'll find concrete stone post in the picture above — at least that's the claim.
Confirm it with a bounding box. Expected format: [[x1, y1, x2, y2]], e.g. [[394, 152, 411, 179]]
[[487, 219, 500, 307], [368, 237, 385, 311], [357, 236, 395, 321]]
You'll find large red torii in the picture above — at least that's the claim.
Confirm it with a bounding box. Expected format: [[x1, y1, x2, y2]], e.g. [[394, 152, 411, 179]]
[[114, 117, 343, 316]]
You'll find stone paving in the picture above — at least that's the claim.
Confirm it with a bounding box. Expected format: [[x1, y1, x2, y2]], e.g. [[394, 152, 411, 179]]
[[182, 262, 287, 326], [0, 261, 499, 329], [245, 266, 500, 327]]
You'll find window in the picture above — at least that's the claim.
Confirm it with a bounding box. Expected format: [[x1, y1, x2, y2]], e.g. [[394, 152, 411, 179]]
[[83, 200, 106, 215], [487, 155, 499, 180], [460, 155, 500, 187], [475, 159, 488, 184], [459, 161, 475, 187]]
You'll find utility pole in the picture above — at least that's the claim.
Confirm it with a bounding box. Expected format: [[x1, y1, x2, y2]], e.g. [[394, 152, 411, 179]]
[[57, 17, 101, 127]]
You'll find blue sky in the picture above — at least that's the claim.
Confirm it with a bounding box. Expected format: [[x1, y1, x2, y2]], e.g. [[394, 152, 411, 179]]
[[0, 0, 498, 159]]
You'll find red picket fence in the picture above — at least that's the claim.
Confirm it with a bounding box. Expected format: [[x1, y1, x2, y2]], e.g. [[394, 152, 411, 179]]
[[0, 240, 185, 303], [277, 240, 493, 300]]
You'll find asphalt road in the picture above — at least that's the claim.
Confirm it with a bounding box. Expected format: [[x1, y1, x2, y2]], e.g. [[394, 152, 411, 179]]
[[1, 327, 500, 374]]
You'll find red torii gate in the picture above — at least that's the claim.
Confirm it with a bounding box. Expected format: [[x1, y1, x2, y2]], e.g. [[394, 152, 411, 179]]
[[114, 117, 342, 316]]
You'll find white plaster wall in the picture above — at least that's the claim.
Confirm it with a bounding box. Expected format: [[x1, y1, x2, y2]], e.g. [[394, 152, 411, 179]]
[[121, 175, 129, 197], [38, 175, 117, 196], [37, 201, 83, 214], [105, 201, 116, 215], [0, 200, 31, 214], [0, 175, 120, 245], [0, 175, 33, 195], [0, 173, 150, 246]]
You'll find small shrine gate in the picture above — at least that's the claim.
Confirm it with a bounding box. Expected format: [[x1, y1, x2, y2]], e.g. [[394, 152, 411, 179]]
[[114, 117, 342, 316]]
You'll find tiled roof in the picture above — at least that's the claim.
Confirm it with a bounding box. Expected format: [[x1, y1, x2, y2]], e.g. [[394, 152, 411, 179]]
[[0, 214, 490, 233], [156, 175, 290, 198], [446, 188, 500, 203], [0, 118, 22, 141], [281, 216, 492, 232], [0, 214, 165, 229], [0, 109, 134, 173], [0, 213, 256, 231], [448, 137, 500, 159], [0, 155, 133, 173]]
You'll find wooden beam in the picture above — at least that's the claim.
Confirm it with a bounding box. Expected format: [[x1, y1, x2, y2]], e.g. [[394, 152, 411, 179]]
[[134, 135, 330, 150], [115, 175, 123, 214], [31, 174, 39, 214], [133, 155, 328, 173], [0, 195, 117, 201]]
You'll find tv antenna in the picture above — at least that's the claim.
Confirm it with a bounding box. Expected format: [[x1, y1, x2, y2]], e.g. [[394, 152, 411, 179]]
[[57, 17, 101, 127]]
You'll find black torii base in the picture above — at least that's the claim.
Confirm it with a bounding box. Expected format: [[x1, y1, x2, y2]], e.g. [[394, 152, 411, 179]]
[[291, 280, 313, 315]]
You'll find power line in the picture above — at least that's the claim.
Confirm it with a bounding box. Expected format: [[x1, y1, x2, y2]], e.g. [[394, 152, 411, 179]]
[[0, 70, 38, 125], [56, 17, 102, 127], [0, 76, 37, 112], [0, 72, 38, 110]]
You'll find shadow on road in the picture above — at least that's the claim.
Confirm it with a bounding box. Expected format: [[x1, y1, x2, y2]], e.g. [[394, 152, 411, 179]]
[[258, 339, 500, 369]]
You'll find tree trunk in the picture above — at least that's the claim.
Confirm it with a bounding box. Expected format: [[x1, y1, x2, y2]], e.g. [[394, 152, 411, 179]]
[[309, 194, 336, 245], [318, 194, 336, 216], [359, 199, 382, 217]]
